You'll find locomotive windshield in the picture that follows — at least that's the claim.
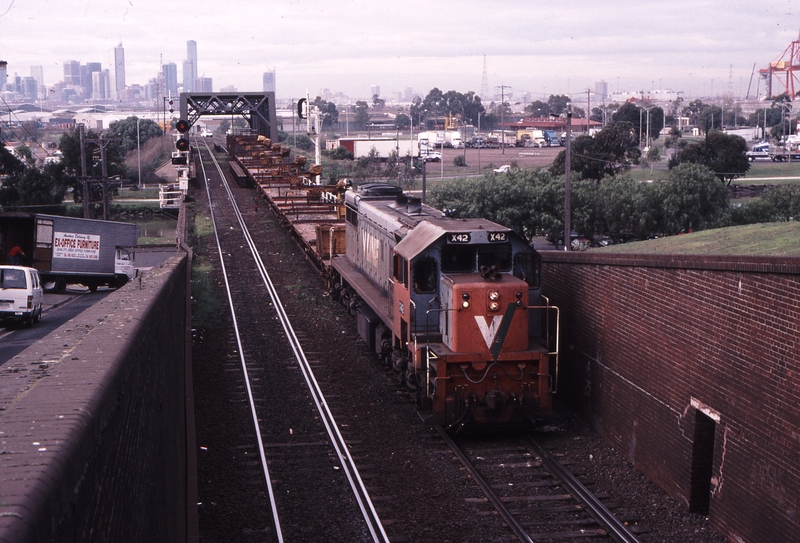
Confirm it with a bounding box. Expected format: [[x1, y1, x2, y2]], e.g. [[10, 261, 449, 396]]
[[441, 243, 512, 274], [478, 244, 512, 271]]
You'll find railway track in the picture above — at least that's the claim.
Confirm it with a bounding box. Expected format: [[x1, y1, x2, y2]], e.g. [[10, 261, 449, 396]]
[[196, 140, 389, 542], [437, 427, 645, 542]]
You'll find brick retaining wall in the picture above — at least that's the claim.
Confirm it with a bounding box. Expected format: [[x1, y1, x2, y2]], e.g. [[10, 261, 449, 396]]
[[0, 255, 189, 543], [541, 251, 800, 543]]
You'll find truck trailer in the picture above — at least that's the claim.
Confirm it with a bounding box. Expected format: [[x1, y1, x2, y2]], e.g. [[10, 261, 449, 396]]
[[337, 138, 417, 159], [0, 213, 138, 293]]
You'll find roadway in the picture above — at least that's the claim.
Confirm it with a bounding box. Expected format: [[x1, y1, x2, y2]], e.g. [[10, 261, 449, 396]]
[[0, 288, 113, 366]]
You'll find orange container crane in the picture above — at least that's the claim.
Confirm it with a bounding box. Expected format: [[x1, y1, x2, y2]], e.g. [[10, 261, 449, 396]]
[[759, 31, 800, 98]]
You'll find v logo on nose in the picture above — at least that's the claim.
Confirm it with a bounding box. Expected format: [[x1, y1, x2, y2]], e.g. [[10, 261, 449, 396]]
[[475, 315, 503, 349]]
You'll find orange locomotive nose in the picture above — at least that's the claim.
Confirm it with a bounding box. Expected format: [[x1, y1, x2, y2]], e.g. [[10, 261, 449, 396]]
[[445, 274, 530, 356]]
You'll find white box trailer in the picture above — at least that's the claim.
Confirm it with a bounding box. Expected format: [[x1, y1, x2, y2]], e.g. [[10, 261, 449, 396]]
[[0, 213, 138, 293], [338, 138, 417, 159]]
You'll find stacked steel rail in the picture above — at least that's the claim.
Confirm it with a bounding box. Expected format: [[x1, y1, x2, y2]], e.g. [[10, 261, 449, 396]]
[[226, 134, 346, 276]]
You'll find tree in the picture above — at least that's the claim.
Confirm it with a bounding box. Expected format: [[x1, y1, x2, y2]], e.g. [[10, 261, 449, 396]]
[[55, 128, 127, 204], [107, 116, 163, 154], [547, 95, 571, 115], [654, 164, 730, 234], [429, 170, 560, 241], [525, 100, 549, 117], [416, 88, 485, 127], [216, 119, 230, 135], [758, 184, 800, 221], [549, 121, 641, 181], [611, 102, 640, 143], [670, 129, 750, 185], [0, 147, 67, 210], [313, 97, 339, 129], [372, 94, 385, 110], [354, 101, 370, 129], [14, 144, 36, 166]]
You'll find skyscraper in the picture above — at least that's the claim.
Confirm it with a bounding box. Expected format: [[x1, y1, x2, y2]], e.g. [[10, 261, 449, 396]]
[[30, 65, 44, 99], [163, 62, 179, 96], [263, 69, 276, 93], [82, 62, 101, 99], [63, 60, 81, 86], [0, 61, 7, 89], [114, 43, 126, 100], [183, 40, 197, 92]]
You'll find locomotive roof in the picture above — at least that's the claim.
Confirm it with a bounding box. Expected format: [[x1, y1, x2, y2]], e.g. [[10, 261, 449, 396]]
[[394, 217, 514, 260]]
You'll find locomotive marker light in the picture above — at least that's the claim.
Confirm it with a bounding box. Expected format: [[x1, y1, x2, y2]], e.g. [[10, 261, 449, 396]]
[[461, 292, 471, 309]]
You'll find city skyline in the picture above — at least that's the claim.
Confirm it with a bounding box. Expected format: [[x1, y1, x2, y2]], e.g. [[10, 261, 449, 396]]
[[1, 0, 799, 103]]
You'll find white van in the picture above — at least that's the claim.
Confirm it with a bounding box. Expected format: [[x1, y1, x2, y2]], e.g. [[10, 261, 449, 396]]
[[0, 266, 44, 326]]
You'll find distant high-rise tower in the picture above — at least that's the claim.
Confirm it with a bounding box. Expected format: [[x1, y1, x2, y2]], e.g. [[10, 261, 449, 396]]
[[30, 65, 44, 99], [163, 63, 179, 96], [480, 55, 489, 101], [595, 80, 608, 102], [82, 62, 101, 98], [183, 40, 197, 92], [30, 65, 43, 86], [370, 84, 380, 98], [263, 69, 276, 93], [63, 60, 81, 86], [92, 70, 109, 101], [196, 77, 212, 93], [0, 61, 7, 89], [114, 43, 126, 100]]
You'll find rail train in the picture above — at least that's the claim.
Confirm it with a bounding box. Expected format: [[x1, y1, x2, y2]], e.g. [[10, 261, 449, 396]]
[[227, 134, 558, 429]]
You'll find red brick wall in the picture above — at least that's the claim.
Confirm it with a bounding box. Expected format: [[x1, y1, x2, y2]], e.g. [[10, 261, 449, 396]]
[[0, 256, 189, 543], [541, 252, 800, 543]]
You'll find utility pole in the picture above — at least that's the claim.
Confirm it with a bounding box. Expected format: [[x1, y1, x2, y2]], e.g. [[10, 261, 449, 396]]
[[496, 84, 511, 154], [79, 126, 121, 220], [79, 124, 89, 218], [564, 104, 572, 252]]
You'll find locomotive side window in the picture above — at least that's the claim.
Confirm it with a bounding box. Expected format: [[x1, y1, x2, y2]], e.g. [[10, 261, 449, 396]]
[[441, 245, 475, 273], [513, 251, 541, 288], [477, 243, 512, 271], [393, 254, 408, 287], [412, 257, 437, 294], [345, 205, 358, 226]]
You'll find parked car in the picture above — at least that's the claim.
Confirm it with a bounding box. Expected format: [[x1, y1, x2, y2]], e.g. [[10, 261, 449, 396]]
[[420, 152, 441, 162], [493, 165, 511, 175], [0, 265, 43, 326]]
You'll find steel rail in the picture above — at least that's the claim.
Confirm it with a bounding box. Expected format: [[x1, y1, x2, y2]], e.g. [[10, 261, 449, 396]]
[[196, 144, 284, 543], [202, 141, 389, 543], [434, 425, 534, 543], [522, 436, 641, 543]]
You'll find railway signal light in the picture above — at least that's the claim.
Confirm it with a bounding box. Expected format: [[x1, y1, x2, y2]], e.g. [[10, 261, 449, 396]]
[[176, 119, 190, 133], [168, 99, 174, 113], [297, 98, 308, 119], [176, 138, 189, 152]]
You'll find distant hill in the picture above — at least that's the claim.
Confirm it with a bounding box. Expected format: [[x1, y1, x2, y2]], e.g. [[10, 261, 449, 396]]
[[598, 222, 800, 256]]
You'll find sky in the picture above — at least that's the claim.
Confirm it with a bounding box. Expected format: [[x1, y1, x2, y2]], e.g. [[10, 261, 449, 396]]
[[1, 0, 799, 103]]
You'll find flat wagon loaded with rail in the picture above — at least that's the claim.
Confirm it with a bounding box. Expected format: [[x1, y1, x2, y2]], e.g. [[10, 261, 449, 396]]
[[226, 134, 559, 430]]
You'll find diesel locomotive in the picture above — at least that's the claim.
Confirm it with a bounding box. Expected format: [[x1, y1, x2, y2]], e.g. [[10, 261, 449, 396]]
[[330, 183, 558, 429]]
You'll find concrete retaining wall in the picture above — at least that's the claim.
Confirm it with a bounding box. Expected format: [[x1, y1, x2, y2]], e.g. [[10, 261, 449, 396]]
[[542, 251, 800, 543], [0, 255, 189, 543]]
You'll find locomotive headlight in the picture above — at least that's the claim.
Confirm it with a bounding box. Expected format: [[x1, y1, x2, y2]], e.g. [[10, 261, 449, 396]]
[[488, 290, 500, 301], [488, 301, 500, 312], [461, 292, 471, 309]]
